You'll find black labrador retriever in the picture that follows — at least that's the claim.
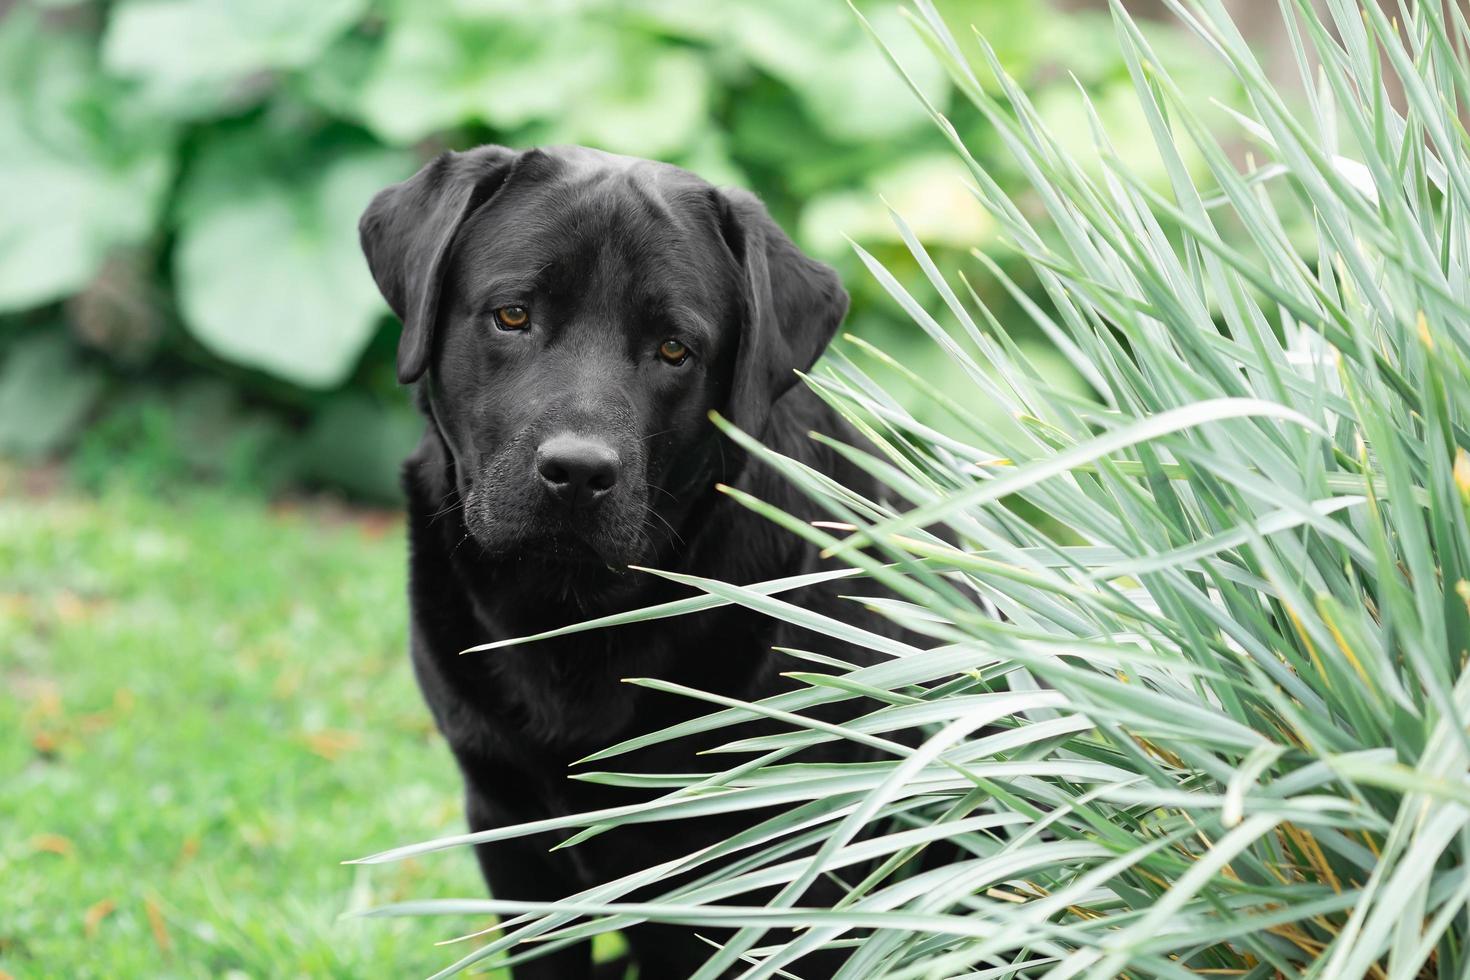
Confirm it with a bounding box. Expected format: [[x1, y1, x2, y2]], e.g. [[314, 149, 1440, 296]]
[[359, 144, 909, 979]]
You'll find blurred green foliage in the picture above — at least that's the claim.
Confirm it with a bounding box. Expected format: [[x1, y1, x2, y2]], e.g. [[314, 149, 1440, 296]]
[[0, 0, 1234, 500]]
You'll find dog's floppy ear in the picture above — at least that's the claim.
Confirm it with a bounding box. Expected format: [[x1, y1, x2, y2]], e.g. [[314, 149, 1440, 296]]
[[714, 187, 848, 437], [359, 144, 524, 384]]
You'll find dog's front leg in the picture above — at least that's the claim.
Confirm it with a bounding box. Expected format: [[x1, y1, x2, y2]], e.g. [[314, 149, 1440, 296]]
[[464, 788, 594, 980]]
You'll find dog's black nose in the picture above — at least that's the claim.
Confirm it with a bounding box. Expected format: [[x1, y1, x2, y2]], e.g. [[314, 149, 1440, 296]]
[[534, 435, 620, 508]]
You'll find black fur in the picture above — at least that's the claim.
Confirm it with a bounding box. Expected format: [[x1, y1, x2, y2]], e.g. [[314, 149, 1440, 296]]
[[361, 145, 907, 979]]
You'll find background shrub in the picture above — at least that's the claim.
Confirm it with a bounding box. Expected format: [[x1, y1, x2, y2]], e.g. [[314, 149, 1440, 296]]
[[0, 0, 1239, 499]]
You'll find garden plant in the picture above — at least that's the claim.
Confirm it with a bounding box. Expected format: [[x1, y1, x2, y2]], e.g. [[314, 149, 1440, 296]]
[[0, 0, 1231, 500]]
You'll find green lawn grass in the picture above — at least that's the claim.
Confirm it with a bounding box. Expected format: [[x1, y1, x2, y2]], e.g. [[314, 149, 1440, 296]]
[[0, 470, 504, 978]]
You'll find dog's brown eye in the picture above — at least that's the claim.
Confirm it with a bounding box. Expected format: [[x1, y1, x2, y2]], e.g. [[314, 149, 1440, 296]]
[[494, 306, 530, 330], [657, 339, 689, 365]]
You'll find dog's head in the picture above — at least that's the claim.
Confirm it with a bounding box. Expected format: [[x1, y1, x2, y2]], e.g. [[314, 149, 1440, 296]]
[[359, 145, 846, 572]]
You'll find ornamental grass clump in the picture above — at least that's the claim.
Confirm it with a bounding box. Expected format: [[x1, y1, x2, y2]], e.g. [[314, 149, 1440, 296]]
[[359, 1, 1470, 975]]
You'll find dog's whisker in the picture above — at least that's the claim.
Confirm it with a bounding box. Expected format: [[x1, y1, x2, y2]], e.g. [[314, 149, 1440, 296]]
[[640, 502, 684, 548], [425, 484, 465, 526], [647, 483, 680, 505]]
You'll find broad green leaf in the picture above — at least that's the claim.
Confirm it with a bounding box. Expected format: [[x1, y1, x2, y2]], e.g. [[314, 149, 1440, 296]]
[[732, 3, 949, 141], [174, 140, 413, 387], [359, 8, 706, 156], [0, 15, 173, 311], [0, 333, 104, 456], [102, 0, 367, 115], [357, 8, 612, 144]]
